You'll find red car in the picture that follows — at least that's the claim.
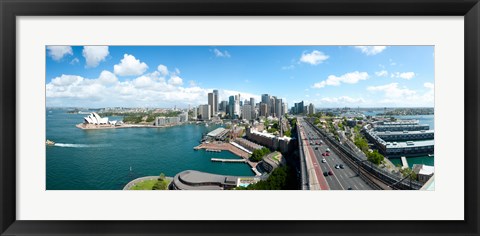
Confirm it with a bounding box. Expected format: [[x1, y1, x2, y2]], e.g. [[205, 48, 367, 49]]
[[322, 153, 326, 156], [328, 170, 334, 176], [325, 152, 330, 156]]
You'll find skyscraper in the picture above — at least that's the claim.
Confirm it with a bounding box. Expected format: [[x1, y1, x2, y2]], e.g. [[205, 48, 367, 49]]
[[229, 96, 235, 117], [213, 90, 219, 114], [270, 96, 276, 117], [294, 101, 304, 114], [192, 106, 197, 120], [199, 104, 211, 120], [208, 93, 214, 117], [308, 103, 315, 115], [260, 103, 268, 117], [250, 97, 256, 120], [242, 104, 252, 121], [275, 98, 282, 118]]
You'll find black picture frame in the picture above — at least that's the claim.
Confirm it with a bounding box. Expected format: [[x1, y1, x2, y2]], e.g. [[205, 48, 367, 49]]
[[1, 0, 479, 235]]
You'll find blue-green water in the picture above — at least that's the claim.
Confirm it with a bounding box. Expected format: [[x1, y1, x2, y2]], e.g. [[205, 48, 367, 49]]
[[389, 156, 434, 169], [392, 115, 434, 130], [46, 109, 254, 190], [386, 115, 435, 168]]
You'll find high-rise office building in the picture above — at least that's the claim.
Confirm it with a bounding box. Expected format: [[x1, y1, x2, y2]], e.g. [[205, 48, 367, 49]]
[[250, 97, 256, 120], [219, 101, 228, 113], [260, 103, 268, 117], [228, 96, 235, 117], [294, 101, 304, 115], [208, 93, 214, 117], [213, 90, 219, 114], [192, 106, 197, 120], [261, 94, 270, 104], [199, 104, 211, 120], [242, 104, 252, 121], [308, 103, 315, 115], [270, 97, 276, 117], [275, 98, 283, 118]]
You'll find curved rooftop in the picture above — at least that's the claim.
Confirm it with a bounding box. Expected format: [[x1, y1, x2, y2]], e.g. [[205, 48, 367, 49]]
[[171, 170, 239, 190]]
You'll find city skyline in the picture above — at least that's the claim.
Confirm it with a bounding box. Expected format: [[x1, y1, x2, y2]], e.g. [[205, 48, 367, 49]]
[[46, 46, 434, 108]]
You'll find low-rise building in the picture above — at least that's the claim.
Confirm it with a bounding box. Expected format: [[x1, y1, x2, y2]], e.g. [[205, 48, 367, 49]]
[[259, 152, 285, 173], [170, 170, 260, 190], [412, 164, 435, 183], [246, 127, 292, 153]]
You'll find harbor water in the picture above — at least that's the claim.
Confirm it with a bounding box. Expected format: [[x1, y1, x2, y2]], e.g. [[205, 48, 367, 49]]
[[46, 109, 254, 190]]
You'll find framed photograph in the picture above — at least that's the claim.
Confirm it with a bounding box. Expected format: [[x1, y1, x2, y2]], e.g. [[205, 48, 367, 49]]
[[1, 0, 479, 235]]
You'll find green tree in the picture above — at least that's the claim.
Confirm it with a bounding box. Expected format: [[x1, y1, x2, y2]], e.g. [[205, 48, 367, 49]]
[[367, 150, 384, 165], [249, 147, 271, 162], [152, 180, 167, 190], [399, 167, 417, 180], [237, 166, 296, 190]]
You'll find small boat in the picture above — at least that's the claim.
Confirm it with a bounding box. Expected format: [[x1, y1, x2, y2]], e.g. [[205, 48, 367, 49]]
[[205, 123, 209, 127], [46, 139, 55, 146], [428, 154, 434, 157]]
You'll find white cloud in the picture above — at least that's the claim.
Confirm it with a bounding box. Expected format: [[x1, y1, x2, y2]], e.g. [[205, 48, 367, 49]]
[[82, 46, 109, 68], [367, 83, 416, 98], [320, 96, 365, 104], [366, 82, 433, 106], [300, 50, 329, 65], [47, 46, 73, 61], [97, 70, 118, 85], [354, 46, 387, 56], [375, 70, 388, 77], [114, 54, 148, 76], [189, 80, 197, 87], [46, 69, 262, 108], [213, 48, 231, 58], [157, 64, 169, 76], [168, 75, 183, 86], [424, 82, 434, 90], [70, 58, 80, 65], [312, 71, 369, 88], [391, 72, 416, 80]]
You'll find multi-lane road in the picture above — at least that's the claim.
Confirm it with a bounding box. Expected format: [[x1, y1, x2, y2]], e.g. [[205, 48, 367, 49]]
[[298, 117, 373, 190]]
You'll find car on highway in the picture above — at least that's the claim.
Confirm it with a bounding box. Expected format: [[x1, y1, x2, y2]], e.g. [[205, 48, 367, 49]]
[[326, 148, 331, 152], [340, 164, 344, 169], [315, 147, 319, 150], [335, 164, 340, 169], [323, 171, 329, 176], [347, 187, 353, 190], [321, 159, 326, 163], [328, 170, 334, 176]]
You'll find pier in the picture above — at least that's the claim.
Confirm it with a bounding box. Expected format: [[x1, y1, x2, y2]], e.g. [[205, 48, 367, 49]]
[[211, 158, 247, 163], [205, 149, 221, 153], [401, 156, 409, 169]]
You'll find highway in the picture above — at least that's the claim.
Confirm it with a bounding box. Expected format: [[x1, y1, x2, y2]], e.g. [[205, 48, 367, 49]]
[[298, 117, 373, 190]]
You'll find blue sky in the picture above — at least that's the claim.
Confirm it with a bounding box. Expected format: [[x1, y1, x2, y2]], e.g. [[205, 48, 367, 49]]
[[46, 46, 434, 108]]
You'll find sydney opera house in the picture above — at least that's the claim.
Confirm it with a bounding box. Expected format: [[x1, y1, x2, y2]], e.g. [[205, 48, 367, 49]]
[[83, 112, 118, 126]]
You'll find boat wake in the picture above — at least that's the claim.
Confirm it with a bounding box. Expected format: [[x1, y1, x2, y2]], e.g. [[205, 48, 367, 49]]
[[54, 143, 109, 148]]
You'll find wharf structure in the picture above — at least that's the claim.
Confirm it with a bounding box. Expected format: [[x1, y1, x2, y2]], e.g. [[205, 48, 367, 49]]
[[364, 120, 434, 158], [373, 120, 429, 132], [169, 170, 261, 190]]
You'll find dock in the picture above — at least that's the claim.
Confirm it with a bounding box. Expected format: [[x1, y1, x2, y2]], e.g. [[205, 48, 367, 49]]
[[401, 156, 409, 169], [205, 149, 221, 153], [211, 158, 247, 163]]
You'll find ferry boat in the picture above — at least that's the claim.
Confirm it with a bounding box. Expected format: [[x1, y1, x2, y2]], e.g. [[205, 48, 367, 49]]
[[46, 139, 55, 146]]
